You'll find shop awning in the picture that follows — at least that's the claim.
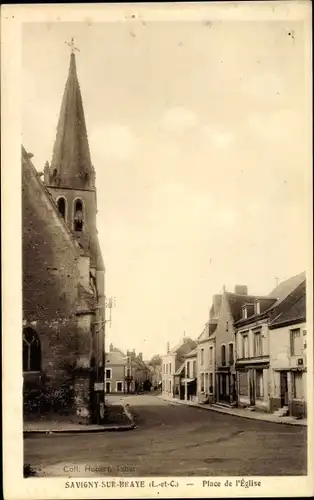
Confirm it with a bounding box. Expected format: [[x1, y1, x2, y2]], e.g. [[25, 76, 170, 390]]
[[181, 378, 196, 384]]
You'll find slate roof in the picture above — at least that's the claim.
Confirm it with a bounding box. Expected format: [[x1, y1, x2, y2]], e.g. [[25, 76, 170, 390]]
[[235, 273, 306, 327], [226, 292, 265, 322], [50, 53, 94, 189], [184, 347, 198, 358], [268, 272, 306, 308], [269, 281, 306, 328], [168, 337, 196, 355], [174, 363, 185, 376], [105, 350, 126, 365]]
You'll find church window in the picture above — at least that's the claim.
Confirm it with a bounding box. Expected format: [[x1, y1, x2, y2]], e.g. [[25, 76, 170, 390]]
[[23, 327, 41, 372], [52, 169, 58, 182], [74, 199, 84, 232], [57, 197, 66, 219]]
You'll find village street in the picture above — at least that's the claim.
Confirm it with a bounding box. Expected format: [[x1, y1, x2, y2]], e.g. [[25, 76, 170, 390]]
[[24, 394, 307, 477]]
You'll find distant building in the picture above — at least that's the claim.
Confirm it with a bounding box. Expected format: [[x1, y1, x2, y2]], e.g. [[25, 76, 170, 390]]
[[147, 355, 162, 389], [124, 349, 151, 393], [162, 336, 197, 398], [105, 344, 126, 394], [196, 319, 217, 404], [182, 348, 198, 401]]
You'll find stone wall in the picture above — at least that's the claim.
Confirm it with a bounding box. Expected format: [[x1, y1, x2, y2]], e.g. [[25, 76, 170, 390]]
[[22, 153, 94, 419]]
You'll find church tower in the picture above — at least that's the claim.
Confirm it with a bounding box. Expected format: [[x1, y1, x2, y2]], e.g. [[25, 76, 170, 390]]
[[44, 44, 106, 422], [44, 49, 100, 271]]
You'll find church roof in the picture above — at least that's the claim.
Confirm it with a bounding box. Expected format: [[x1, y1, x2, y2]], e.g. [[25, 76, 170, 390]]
[[50, 53, 94, 189]]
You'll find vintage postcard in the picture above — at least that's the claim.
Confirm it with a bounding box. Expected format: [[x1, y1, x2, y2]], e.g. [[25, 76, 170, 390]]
[[1, 1, 313, 499]]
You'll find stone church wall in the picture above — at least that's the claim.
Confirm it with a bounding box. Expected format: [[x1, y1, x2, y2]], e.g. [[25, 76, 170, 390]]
[[22, 154, 92, 417]]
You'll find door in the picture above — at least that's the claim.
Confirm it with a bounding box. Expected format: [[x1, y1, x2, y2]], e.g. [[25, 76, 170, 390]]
[[280, 371, 288, 406], [105, 382, 111, 393], [249, 371, 255, 405]]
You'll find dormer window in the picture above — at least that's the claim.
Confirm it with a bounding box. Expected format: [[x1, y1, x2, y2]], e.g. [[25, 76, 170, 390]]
[[243, 307, 247, 319], [74, 199, 84, 232], [57, 197, 66, 219], [255, 301, 260, 315]]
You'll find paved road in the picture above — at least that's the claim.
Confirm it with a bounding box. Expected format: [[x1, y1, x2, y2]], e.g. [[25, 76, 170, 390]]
[[24, 394, 307, 477]]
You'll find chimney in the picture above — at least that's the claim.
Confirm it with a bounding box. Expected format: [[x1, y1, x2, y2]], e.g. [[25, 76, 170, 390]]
[[166, 342, 170, 353], [109, 343, 113, 352], [234, 285, 248, 296], [212, 294, 221, 317]]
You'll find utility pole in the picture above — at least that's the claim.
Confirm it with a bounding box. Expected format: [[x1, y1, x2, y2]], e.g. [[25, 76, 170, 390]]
[[92, 294, 116, 424]]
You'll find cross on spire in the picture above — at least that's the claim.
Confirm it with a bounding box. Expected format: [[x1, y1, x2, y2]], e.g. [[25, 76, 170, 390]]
[[65, 37, 80, 54]]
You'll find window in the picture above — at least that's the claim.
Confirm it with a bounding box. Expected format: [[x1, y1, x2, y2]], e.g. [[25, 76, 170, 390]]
[[291, 328, 302, 356], [254, 331, 262, 357], [256, 370, 264, 398], [74, 199, 84, 231], [242, 334, 249, 358], [57, 197, 66, 219], [186, 361, 190, 378], [209, 346, 213, 365], [243, 307, 247, 319], [193, 360, 196, 377], [201, 373, 205, 391], [105, 369, 111, 379], [201, 348, 204, 365], [209, 373, 213, 393], [292, 372, 303, 399], [169, 381, 172, 393], [221, 345, 226, 366], [226, 321, 229, 332], [116, 382, 123, 392], [169, 363, 172, 375], [23, 327, 41, 372], [255, 301, 260, 315], [228, 343, 234, 365]]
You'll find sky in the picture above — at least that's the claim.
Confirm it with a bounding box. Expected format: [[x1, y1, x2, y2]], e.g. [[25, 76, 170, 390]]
[[22, 19, 310, 360]]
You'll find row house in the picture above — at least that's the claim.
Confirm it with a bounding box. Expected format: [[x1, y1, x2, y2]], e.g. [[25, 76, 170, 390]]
[[105, 344, 151, 393], [162, 337, 197, 398], [269, 279, 307, 418], [214, 285, 263, 406], [182, 348, 198, 401], [197, 320, 217, 403], [105, 344, 126, 394], [235, 272, 306, 413]]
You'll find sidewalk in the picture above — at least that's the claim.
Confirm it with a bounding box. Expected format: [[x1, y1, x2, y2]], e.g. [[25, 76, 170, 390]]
[[23, 402, 136, 434], [158, 395, 307, 426]]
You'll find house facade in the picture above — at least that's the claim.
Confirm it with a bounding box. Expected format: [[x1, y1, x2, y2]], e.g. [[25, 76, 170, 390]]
[[197, 321, 217, 404], [182, 348, 198, 401], [104, 344, 126, 394], [269, 281, 307, 418], [162, 337, 197, 399], [235, 272, 306, 413], [214, 286, 263, 406]]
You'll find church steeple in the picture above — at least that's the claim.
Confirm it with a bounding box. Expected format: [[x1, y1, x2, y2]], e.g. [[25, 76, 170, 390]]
[[48, 51, 95, 189]]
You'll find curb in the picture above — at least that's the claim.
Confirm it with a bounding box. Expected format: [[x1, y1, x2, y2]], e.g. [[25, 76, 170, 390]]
[[158, 396, 307, 427], [23, 404, 137, 434]]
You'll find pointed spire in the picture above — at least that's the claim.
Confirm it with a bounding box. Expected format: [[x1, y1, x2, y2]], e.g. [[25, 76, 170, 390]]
[[49, 52, 95, 189]]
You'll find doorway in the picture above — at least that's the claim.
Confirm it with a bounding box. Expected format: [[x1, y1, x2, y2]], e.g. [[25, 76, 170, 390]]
[[105, 382, 111, 393], [249, 371, 255, 405], [280, 371, 288, 406]]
